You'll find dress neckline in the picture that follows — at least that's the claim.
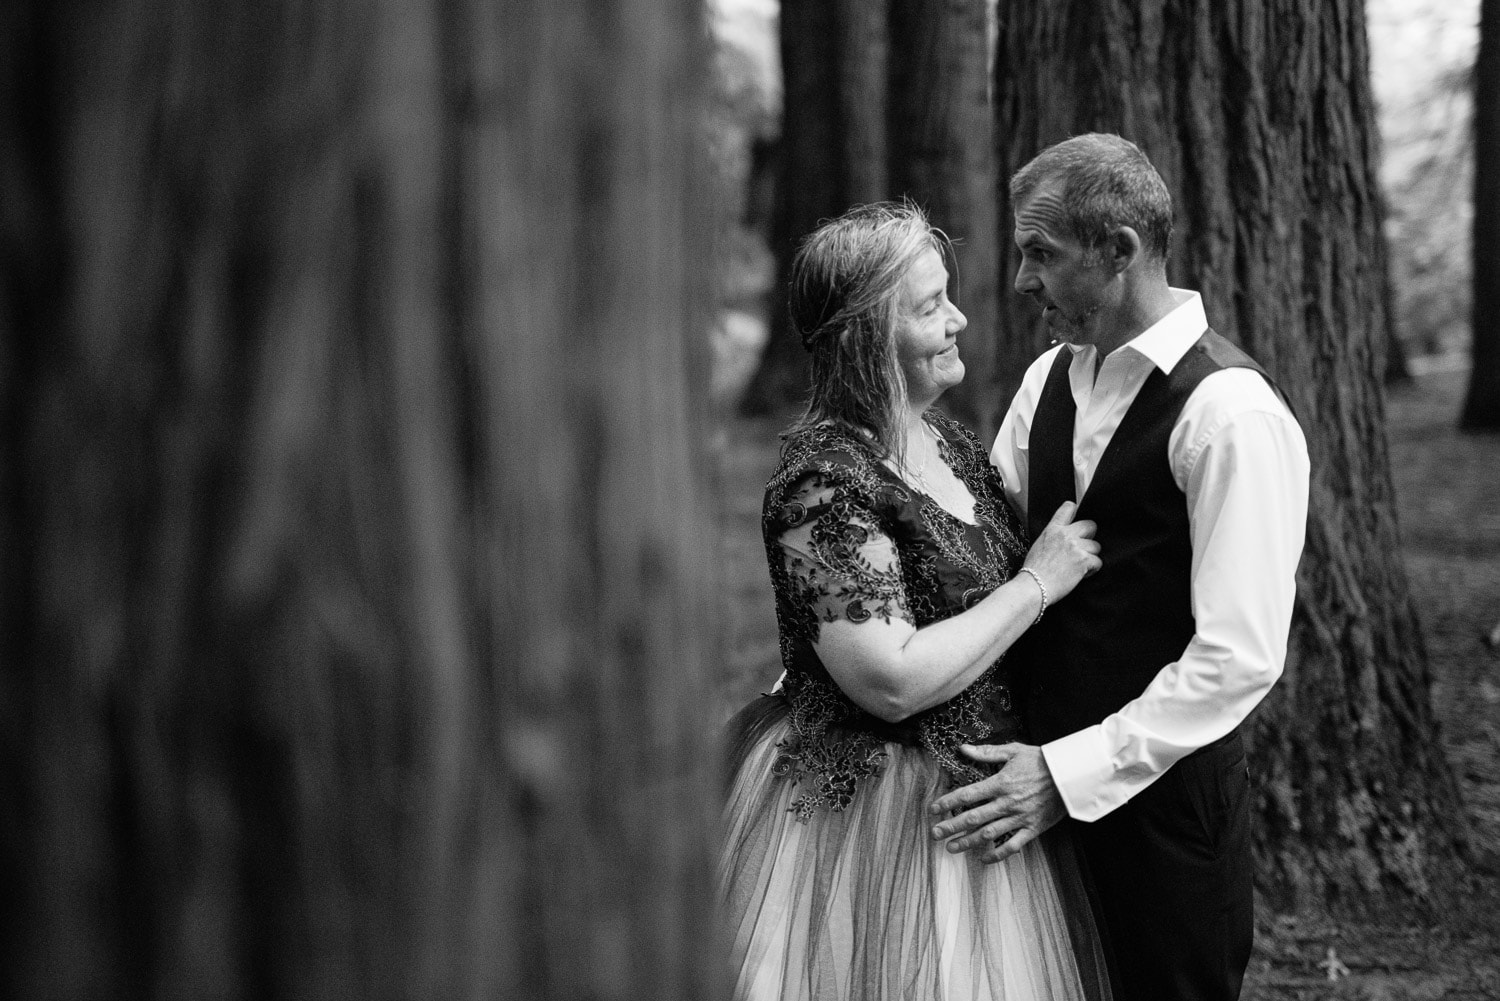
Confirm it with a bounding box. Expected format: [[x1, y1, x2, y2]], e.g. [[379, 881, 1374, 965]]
[[887, 416, 980, 527]]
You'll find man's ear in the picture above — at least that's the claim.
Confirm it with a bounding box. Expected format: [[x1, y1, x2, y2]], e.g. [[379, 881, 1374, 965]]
[[1108, 226, 1142, 274]]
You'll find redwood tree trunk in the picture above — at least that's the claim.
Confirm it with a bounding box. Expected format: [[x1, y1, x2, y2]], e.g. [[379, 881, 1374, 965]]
[[888, 0, 1001, 437], [0, 1, 723, 998], [740, 0, 889, 414], [1465, 0, 1500, 430], [743, 0, 1002, 424], [995, 0, 1466, 913]]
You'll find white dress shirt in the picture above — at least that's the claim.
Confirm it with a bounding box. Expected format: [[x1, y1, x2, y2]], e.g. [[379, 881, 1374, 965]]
[[991, 289, 1310, 822]]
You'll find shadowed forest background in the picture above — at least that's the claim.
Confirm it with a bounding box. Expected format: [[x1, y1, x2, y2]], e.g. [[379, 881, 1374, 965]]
[[1, 0, 1498, 998]]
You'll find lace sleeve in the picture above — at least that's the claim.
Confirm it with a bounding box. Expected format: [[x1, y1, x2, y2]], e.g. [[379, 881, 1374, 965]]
[[771, 466, 913, 636]]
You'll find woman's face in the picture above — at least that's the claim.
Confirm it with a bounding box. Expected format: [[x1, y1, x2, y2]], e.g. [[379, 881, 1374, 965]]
[[894, 246, 967, 406]]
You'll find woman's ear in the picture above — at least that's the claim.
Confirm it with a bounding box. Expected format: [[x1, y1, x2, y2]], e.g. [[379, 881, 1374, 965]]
[[1110, 226, 1142, 274]]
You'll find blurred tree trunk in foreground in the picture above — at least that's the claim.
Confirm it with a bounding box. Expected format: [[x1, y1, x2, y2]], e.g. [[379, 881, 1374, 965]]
[[996, 0, 1467, 914], [0, 1, 723, 999], [741, 0, 1001, 435], [1466, 0, 1500, 429]]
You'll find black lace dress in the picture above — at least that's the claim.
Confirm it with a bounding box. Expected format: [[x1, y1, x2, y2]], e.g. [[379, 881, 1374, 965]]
[[719, 412, 1110, 1001]]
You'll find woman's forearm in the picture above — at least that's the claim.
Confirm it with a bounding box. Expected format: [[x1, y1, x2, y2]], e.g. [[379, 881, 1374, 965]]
[[815, 572, 1045, 722]]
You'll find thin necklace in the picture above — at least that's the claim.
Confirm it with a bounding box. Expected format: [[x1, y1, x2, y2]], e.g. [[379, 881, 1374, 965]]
[[898, 418, 980, 525], [899, 420, 944, 497]]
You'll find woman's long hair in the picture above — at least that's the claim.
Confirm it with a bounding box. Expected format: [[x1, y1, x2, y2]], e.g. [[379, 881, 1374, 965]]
[[786, 200, 954, 462]]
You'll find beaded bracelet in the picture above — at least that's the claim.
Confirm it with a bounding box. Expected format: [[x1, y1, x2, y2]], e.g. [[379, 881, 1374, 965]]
[[1017, 566, 1048, 625]]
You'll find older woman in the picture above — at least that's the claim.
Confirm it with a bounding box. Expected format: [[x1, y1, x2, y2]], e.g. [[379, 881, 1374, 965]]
[[719, 202, 1111, 1001]]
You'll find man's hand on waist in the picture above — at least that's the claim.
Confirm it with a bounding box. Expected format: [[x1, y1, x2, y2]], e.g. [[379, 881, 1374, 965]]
[[927, 743, 1067, 864]]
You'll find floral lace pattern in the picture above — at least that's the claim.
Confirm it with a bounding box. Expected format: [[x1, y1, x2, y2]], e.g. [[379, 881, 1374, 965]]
[[762, 413, 1030, 817]]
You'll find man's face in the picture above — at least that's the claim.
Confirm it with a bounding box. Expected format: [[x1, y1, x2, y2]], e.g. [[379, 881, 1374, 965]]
[[1012, 179, 1116, 347]]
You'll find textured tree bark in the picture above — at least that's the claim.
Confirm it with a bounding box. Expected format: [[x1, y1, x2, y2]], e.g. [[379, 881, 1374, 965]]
[[1465, 0, 1500, 429], [995, 0, 1467, 913], [0, 1, 723, 998]]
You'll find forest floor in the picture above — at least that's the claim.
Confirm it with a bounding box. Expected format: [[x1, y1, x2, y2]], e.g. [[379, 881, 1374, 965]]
[[710, 365, 1500, 999]]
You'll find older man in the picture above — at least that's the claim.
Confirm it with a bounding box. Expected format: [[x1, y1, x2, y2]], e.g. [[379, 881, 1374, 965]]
[[931, 134, 1310, 1001]]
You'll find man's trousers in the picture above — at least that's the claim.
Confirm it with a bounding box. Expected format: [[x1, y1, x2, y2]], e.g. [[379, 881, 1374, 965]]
[[1070, 730, 1255, 1001]]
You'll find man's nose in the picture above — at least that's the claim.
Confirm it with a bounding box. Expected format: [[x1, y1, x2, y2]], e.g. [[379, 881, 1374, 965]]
[[1014, 262, 1040, 295]]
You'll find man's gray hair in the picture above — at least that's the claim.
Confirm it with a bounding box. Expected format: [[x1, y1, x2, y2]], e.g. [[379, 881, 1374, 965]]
[[1011, 133, 1173, 263]]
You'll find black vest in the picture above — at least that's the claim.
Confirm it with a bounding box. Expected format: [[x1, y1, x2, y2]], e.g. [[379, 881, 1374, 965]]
[[1019, 329, 1278, 743]]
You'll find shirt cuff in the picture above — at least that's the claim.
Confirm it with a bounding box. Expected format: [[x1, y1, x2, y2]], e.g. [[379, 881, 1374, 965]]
[[1041, 726, 1119, 822]]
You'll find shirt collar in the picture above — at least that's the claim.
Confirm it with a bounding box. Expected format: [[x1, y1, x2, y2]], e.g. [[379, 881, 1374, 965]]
[[1114, 288, 1207, 373], [1061, 289, 1208, 373]]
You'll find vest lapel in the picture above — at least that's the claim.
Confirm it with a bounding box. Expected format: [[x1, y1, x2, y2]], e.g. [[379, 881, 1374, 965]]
[[1026, 348, 1078, 541], [1079, 366, 1176, 509]]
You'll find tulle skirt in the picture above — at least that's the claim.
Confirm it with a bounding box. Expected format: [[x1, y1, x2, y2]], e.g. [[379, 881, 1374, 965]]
[[720, 697, 1112, 1001]]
